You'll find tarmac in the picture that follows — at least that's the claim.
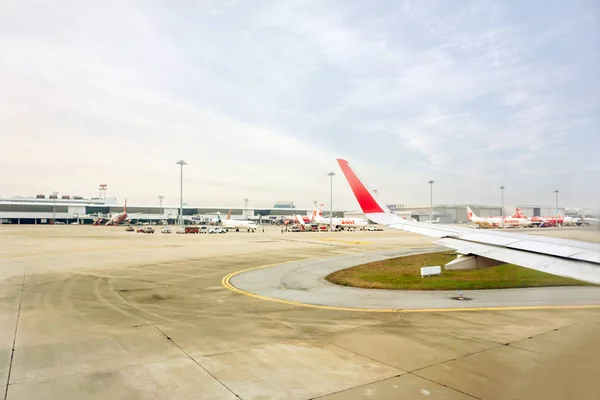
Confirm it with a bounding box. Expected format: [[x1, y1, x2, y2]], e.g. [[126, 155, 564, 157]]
[[1, 224, 599, 399]]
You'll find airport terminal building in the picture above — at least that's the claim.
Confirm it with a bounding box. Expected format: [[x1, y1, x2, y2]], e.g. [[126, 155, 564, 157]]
[[0, 196, 344, 225], [0, 195, 581, 226]]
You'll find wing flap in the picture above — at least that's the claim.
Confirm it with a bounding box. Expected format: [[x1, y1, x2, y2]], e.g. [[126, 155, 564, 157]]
[[507, 240, 599, 261], [436, 238, 600, 284]]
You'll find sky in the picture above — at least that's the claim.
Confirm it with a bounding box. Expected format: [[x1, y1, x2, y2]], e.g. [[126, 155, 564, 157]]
[[1, 0, 599, 210]]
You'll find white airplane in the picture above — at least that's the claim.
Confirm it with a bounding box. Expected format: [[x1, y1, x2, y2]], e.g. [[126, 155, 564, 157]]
[[312, 204, 369, 229], [90, 199, 142, 226], [467, 207, 532, 228], [217, 211, 257, 232], [513, 208, 583, 227], [336, 159, 600, 284]]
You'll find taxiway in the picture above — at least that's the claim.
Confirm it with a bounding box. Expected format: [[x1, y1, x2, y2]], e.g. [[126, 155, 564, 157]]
[[0, 225, 599, 399]]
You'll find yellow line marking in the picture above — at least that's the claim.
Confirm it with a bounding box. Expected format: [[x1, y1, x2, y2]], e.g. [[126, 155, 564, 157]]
[[222, 256, 600, 313]]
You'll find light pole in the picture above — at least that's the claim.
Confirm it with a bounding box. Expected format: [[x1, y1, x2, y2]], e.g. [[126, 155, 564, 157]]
[[176, 160, 187, 231], [327, 172, 335, 232], [244, 198, 249, 219], [500, 186, 505, 228], [428, 180, 434, 222], [159, 195, 164, 208], [555, 190, 559, 227]]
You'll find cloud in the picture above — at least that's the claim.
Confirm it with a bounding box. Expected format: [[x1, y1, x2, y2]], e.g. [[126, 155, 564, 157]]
[[0, 0, 598, 209]]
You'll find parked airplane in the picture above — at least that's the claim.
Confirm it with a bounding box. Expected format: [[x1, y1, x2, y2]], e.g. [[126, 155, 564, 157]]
[[467, 207, 532, 228], [514, 208, 584, 227], [218, 211, 257, 232], [91, 200, 141, 226], [336, 158, 600, 284], [312, 204, 369, 229]]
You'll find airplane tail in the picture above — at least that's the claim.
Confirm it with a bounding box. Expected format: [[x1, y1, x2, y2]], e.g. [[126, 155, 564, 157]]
[[467, 207, 478, 221], [336, 159, 389, 215], [319, 204, 324, 217], [124, 199, 127, 213], [226, 210, 231, 220], [513, 208, 525, 218]]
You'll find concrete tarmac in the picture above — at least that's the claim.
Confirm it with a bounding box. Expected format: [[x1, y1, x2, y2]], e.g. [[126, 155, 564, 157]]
[[0, 225, 599, 399]]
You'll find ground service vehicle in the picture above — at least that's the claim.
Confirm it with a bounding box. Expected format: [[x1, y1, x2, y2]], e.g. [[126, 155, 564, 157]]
[[185, 226, 200, 234], [126, 226, 134, 232]]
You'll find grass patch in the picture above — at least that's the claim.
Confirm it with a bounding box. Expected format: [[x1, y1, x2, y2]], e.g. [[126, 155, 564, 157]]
[[326, 251, 591, 290]]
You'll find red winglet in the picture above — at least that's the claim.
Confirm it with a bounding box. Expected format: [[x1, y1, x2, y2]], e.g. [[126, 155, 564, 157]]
[[336, 159, 384, 214]]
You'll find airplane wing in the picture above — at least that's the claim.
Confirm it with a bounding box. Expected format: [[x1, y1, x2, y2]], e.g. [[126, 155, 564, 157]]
[[336, 159, 600, 284]]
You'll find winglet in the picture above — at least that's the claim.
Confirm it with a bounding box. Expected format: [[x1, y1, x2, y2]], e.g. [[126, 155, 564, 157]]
[[336, 159, 385, 214]]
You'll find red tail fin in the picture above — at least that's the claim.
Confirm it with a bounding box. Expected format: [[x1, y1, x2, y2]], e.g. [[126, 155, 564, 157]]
[[336, 159, 384, 214], [513, 207, 525, 218]]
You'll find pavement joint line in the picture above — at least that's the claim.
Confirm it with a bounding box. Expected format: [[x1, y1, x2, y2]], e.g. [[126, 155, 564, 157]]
[[309, 369, 484, 400], [110, 283, 242, 399], [437, 320, 576, 350], [408, 373, 483, 400], [4, 270, 26, 400], [222, 252, 600, 313], [407, 325, 582, 400], [506, 323, 576, 349], [308, 373, 406, 400], [316, 336, 407, 373], [409, 342, 506, 377], [406, 326, 571, 388]]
